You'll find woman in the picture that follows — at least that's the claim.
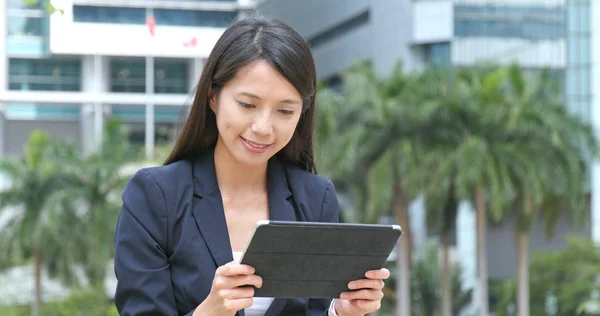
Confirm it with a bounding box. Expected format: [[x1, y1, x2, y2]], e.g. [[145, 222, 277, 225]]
[[114, 14, 390, 316]]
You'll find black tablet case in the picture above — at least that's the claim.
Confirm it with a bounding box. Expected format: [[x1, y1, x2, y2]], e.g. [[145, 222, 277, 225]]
[[239, 221, 401, 299]]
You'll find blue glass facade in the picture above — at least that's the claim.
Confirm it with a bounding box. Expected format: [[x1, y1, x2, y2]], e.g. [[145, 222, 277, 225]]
[[566, 0, 591, 120], [454, 5, 565, 41], [73, 6, 146, 25], [8, 58, 82, 92], [73, 6, 238, 27], [110, 58, 189, 94], [112, 106, 183, 123], [425, 42, 451, 66], [6, 1, 49, 56], [4, 104, 81, 120]]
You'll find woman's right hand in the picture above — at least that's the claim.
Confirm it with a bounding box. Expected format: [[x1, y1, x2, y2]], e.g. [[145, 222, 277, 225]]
[[193, 262, 263, 316]]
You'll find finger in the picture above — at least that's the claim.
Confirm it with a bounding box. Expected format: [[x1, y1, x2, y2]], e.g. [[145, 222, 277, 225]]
[[214, 274, 263, 290], [223, 297, 254, 311], [219, 287, 256, 299], [352, 299, 382, 312], [229, 274, 263, 289], [340, 289, 384, 301], [365, 268, 390, 280], [216, 263, 256, 277], [348, 279, 385, 291]]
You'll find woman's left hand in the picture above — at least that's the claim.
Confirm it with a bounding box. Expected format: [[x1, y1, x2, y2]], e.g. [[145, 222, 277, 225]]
[[333, 268, 391, 316]]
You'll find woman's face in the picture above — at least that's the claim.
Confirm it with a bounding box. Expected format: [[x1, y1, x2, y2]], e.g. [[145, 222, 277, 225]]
[[210, 59, 303, 167]]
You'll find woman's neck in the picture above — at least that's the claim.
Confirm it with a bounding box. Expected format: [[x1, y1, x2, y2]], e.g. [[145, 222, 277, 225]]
[[213, 139, 268, 193]]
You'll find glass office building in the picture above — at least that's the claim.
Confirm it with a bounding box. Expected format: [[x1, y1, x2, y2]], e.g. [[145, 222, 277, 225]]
[[0, 0, 255, 157]]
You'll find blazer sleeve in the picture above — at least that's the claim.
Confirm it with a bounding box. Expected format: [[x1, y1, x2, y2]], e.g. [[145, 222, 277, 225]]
[[308, 180, 340, 316], [114, 169, 195, 316]]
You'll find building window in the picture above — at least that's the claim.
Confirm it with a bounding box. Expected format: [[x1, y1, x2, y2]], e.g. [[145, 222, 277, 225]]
[[73, 6, 146, 24], [155, 59, 189, 94], [7, 15, 46, 38], [110, 59, 147, 93], [110, 58, 189, 93], [7, 0, 43, 9], [454, 5, 565, 41], [73, 6, 237, 27], [565, 0, 591, 120], [425, 42, 451, 66], [8, 58, 82, 91], [154, 9, 238, 27]]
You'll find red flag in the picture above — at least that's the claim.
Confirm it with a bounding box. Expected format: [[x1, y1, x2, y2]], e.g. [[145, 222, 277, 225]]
[[183, 37, 197, 47], [147, 15, 156, 36]]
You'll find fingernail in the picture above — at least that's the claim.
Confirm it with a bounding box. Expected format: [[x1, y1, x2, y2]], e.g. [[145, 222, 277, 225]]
[[340, 293, 349, 299], [348, 282, 356, 289]]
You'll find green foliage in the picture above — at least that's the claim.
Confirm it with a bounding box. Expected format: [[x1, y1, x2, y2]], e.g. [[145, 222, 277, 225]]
[[382, 239, 473, 316], [0, 130, 75, 271], [0, 288, 115, 316], [316, 59, 600, 315], [22, 0, 64, 15], [492, 236, 600, 316], [0, 119, 135, 311], [410, 240, 473, 316]]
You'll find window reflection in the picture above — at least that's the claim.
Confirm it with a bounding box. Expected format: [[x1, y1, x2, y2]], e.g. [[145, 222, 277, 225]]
[[110, 58, 189, 94], [7, 0, 43, 9], [73, 5, 237, 27], [7, 16, 45, 37], [110, 59, 147, 93], [73, 6, 146, 24], [454, 5, 565, 40], [154, 9, 238, 27], [9, 58, 82, 92]]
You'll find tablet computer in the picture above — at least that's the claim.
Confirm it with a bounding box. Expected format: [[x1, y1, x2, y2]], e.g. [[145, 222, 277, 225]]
[[238, 220, 402, 299]]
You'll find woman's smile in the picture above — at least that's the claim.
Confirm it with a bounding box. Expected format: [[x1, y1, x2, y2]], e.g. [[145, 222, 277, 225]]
[[240, 136, 272, 153]]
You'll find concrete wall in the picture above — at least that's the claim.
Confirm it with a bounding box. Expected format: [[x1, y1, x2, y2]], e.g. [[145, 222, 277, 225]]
[[486, 209, 590, 279], [4, 120, 82, 157], [258, 0, 425, 79]]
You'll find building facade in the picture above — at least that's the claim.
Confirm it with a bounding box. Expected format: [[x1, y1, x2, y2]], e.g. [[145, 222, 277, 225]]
[[258, 0, 600, 312], [0, 0, 255, 158]]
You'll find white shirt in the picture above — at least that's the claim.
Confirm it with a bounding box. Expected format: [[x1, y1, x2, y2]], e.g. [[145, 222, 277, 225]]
[[231, 251, 339, 316]]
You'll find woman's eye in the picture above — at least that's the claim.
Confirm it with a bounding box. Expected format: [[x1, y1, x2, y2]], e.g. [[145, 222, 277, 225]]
[[238, 102, 254, 109], [280, 109, 294, 115]]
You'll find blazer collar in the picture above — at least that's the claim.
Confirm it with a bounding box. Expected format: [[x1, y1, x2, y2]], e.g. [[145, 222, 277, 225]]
[[190, 149, 297, 268], [192, 149, 292, 201]]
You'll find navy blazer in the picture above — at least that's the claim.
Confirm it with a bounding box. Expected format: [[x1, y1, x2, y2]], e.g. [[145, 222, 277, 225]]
[[114, 149, 340, 316]]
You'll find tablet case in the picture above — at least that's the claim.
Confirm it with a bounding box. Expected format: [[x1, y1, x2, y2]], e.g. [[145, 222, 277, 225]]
[[239, 221, 401, 299]]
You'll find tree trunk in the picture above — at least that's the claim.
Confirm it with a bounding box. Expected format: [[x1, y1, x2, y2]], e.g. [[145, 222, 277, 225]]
[[441, 231, 452, 316], [393, 180, 412, 316], [516, 231, 529, 316], [475, 186, 489, 316], [32, 249, 42, 316]]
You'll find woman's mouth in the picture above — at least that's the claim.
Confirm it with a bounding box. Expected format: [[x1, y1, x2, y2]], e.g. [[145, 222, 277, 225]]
[[241, 137, 271, 153]]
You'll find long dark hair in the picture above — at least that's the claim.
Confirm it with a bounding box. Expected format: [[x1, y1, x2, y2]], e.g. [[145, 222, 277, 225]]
[[164, 13, 318, 173]]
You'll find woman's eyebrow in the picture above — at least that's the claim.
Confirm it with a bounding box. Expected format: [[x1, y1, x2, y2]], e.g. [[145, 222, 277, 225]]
[[239, 91, 300, 105]]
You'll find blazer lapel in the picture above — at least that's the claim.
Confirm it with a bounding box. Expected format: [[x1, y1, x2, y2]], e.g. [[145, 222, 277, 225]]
[[191, 151, 233, 268], [266, 156, 296, 222], [264, 156, 297, 316], [191, 151, 244, 316]]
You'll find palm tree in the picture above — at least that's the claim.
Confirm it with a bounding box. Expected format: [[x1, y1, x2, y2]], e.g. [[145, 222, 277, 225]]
[[54, 118, 136, 292], [0, 130, 78, 316], [317, 61, 421, 316], [317, 61, 468, 316], [502, 64, 599, 316], [423, 65, 523, 315], [410, 65, 470, 316]]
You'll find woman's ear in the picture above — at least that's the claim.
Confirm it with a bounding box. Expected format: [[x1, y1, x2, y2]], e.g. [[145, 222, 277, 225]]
[[208, 88, 217, 113]]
